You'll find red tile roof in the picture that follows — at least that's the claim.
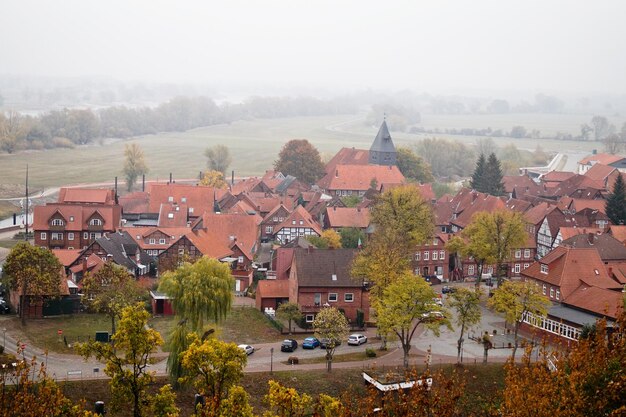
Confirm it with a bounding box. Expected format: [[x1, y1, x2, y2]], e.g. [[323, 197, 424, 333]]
[[33, 204, 121, 231], [158, 203, 189, 227], [52, 249, 82, 267], [275, 205, 323, 236], [326, 207, 370, 229], [558, 227, 603, 241], [541, 171, 576, 183], [118, 192, 149, 214], [257, 279, 290, 298], [317, 164, 405, 192], [122, 226, 191, 250], [564, 285, 624, 319], [58, 188, 115, 205], [231, 177, 263, 195], [185, 230, 233, 260], [609, 225, 626, 245], [578, 153, 624, 166], [196, 212, 262, 259], [324, 147, 370, 174], [584, 163, 616, 183], [451, 195, 507, 229], [147, 183, 227, 214], [569, 199, 607, 214], [503, 175, 537, 194]]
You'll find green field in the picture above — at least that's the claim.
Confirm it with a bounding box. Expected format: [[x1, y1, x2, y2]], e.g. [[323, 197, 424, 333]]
[[0, 113, 612, 194]]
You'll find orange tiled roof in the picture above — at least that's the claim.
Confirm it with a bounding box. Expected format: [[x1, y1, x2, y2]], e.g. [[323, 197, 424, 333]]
[[569, 199, 607, 214], [584, 163, 616, 182], [257, 279, 290, 298], [119, 192, 149, 214], [122, 226, 191, 250], [326, 207, 370, 229], [558, 227, 603, 241], [578, 153, 624, 166], [324, 147, 370, 174], [147, 183, 226, 214], [58, 188, 115, 205], [196, 211, 262, 259], [275, 205, 322, 236], [564, 285, 624, 319], [451, 195, 507, 229], [317, 164, 405, 192], [158, 203, 189, 227], [33, 204, 121, 231], [503, 175, 537, 193], [609, 225, 626, 244], [541, 171, 576, 183], [52, 249, 82, 267]]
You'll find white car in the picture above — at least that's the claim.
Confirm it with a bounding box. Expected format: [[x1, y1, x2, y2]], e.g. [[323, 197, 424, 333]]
[[238, 344, 255, 355], [347, 334, 367, 345]]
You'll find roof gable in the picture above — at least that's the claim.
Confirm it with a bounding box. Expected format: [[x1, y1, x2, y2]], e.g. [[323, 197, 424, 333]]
[[292, 248, 362, 287]]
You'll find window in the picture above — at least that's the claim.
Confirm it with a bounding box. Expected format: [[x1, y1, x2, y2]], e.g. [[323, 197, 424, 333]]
[[514, 264, 521, 274], [51, 219, 64, 226], [292, 220, 296, 225], [515, 250, 521, 259], [69, 216, 74, 222], [265, 226, 273, 234], [433, 239, 438, 246], [159, 239, 166, 244], [344, 293, 354, 302], [181, 197, 187, 203], [414, 267, 420, 275], [328, 293, 338, 302], [168, 196, 173, 202], [83, 232, 88, 239], [178, 248, 185, 256], [556, 289, 560, 300], [278, 217, 284, 222], [40, 232, 47, 240], [306, 314, 315, 323], [468, 265, 475, 275], [149, 238, 156, 245], [439, 250, 445, 259], [51, 232, 63, 240], [89, 218, 103, 226], [314, 293, 321, 306], [273, 216, 278, 222], [432, 251, 438, 260], [550, 288, 554, 298], [238, 256, 244, 263], [542, 285, 546, 295], [523, 263, 529, 270], [299, 220, 303, 225], [189, 207, 194, 213], [540, 264, 548, 274], [424, 251, 429, 261], [524, 249, 531, 258], [415, 252, 421, 261], [64, 232, 73, 240]]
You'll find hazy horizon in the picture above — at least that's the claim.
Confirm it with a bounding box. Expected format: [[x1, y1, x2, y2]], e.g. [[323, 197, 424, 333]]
[[2, 1, 626, 98]]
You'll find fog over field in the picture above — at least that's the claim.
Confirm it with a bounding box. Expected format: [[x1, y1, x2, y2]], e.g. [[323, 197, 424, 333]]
[[1, 0, 626, 98]]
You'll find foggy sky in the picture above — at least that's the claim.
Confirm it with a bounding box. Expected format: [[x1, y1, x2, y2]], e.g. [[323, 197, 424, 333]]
[[2, 0, 626, 95]]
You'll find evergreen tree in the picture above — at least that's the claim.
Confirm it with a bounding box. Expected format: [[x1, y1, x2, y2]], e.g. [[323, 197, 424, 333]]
[[470, 153, 487, 192], [606, 173, 626, 225], [484, 152, 505, 196]]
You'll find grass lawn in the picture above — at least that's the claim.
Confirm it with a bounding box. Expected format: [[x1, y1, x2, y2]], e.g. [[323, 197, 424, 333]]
[[60, 363, 506, 416], [0, 239, 20, 249], [2, 306, 281, 354]]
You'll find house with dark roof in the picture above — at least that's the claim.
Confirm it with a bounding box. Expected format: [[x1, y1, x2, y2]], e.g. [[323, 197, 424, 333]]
[[259, 204, 291, 242], [561, 232, 626, 263], [521, 246, 624, 342], [368, 120, 397, 166], [288, 248, 369, 323]]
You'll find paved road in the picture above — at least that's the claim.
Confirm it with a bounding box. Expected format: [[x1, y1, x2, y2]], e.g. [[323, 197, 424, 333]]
[[0, 282, 525, 382]]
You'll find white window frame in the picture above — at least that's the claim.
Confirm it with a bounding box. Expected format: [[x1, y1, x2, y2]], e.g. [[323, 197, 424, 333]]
[[40, 232, 47, 240], [149, 238, 156, 245], [51, 232, 63, 240], [344, 293, 354, 302], [542, 284, 547, 295], [265, 226, 273, 234], [51, 219, 64, 226], [159, 238, 166, 244], [468, 265, 475, 275], [89, 218, 103, 226], [305, 314, 315, 323], [550, 288, 554, 298], [556, 289, 560, 300], [67, 232, 74, 240], [515, 250, 521, 259], [83, 232, 88, 239], [424, 251, 429, 261], [514, 264, 521, 274], [541, 264, 548, 274], [328, 293, 338, 302], [524, 249, 531, 259], [415, 252, 421, 261], [439, 250, 445, 259], [432, 251, 438, 260]]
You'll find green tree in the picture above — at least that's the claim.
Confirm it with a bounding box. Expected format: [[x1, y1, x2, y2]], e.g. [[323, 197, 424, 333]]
[[81, 262, 143, 335], [3, 242, 62, 325], [377, 273, 450, 368], [487, 281, 550, 359], [276, 302, 302, 334], [484, 153, 505, 196], [264, 380, 312, 417], [204, 144, 232, 176], [470, 153, 487, 192], [123, 143, 149, 192], [606, 173, 626, 225], [352, 185, 435, 298], [313, 307, 349, 372], [448, 288, 482, 363], [150, 385, 180, 417], [77, 303, 164, 417], [339, 227, 365, 249], [274, 139, 325, 185], [340, 195, 360, 207], [158, 257, 234, 382], [199, 170, 228, 188], [179, 335, 247, 414], [396, 146, 434, 183], [218, 386, 255, 417]]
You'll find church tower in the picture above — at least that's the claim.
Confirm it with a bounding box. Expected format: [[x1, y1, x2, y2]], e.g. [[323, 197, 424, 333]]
[[368, 120, 397, 165]]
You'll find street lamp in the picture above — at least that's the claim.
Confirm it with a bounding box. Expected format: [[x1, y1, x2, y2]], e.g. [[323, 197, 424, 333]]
[[2, 328, 5, 350], [270, 347, 274, 375]]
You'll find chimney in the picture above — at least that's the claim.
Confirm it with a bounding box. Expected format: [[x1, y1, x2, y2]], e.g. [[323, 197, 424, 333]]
[[169, 173, 172, 184], [142, 174, 145, 192], [335, 169, 339, 178], [82, 256, 88, 276], [588, 232, 594, 245], [114, 177, 118, 204], [333, 206, 336, 211], [232, 170, 235, 186], [608, 266, 613, 276]]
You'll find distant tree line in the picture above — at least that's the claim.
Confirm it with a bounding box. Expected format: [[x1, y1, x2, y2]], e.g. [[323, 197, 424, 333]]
[[0, 95, 358, 154]]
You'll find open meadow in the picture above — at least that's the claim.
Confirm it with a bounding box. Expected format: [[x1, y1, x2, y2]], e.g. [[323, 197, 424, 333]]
[[0, 112, 612, 195]]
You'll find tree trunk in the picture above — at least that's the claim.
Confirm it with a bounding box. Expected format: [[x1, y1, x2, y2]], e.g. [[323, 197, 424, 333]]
[[457, 323, 466, 363], [111, 315, 116, 336], [512, 322, 520, 360], [402, 342, 410, 368], [133, 390, 141, 417], [288, 319, 292, 334]]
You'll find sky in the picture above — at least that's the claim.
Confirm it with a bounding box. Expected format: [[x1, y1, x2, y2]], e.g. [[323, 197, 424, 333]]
[[2, 0, 626, 96]]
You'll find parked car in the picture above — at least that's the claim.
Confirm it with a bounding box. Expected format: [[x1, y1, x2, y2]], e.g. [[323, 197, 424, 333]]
[[319, 338, 342, 349], [281, 339, 298, 352], [441, 286, 457, 294], [238, 344, 255, 355], [422, 311, 445, 320], [302, 337, 320, 349], [347, 334, 367, 346], [0, 298, 9, 314]]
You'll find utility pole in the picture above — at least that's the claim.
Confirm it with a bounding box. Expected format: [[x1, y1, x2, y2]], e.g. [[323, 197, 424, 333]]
[[24, 164, 29, 241]]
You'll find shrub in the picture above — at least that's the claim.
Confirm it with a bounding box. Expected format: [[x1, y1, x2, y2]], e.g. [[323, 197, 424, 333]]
[[51, 137, 75, 148], [365, 348, 377, 358], [287, 356, 299, 365]]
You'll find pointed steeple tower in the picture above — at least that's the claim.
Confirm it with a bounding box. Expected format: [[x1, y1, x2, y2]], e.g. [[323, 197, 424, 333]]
[[368, 119, 397, 165]]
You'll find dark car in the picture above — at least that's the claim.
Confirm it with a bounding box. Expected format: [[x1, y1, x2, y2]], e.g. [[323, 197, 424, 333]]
[[319, 338, 342, 349], [0, 299, 9, 314], [280, 339, 298, 352], [441, 286, 457, 294]]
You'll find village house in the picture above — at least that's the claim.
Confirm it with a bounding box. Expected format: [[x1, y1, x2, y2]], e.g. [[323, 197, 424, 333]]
[[577, 152, 625, 175], [273, 205, 322, 244], [412, 234, 450, 282], [324, 206, 370, 231]]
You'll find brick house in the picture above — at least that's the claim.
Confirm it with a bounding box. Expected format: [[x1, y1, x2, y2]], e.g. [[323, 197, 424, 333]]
[[273, 205, 322, 244], [317, 164, 405, 197], [412, 234, 450, 282], [324, 206, 370, 231], [288, 248, 369, 324], [123, 226, 191, 258], [259, 204, 291, 242]]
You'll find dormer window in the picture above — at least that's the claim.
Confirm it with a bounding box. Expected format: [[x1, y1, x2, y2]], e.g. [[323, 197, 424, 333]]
[[90, 218, 103, 226], [69, 216, 74, 222], [168, 196, 174, 202], [51, 219, 64, 226], [540, 264, 548, 274], [168, 213, 174, 219], [181, 197, 187, 203]]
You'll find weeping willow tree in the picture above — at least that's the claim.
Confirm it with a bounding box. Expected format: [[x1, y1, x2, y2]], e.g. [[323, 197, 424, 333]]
[[158, 257, 234, 385]]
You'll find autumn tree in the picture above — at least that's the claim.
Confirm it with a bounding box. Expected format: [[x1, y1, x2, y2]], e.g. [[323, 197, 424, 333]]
[[263, 380, 313, 417], [3, 242, 62, 325], [123, 143, 149, 192], [307, 229, 342, 249], [276, 302, 302, 334], [339, 227, 365, 249], [448, 288, 482, 363], [396, 146, 434, 183], [606, 173, 626, 226], [204, 144, 232, 176], [77, 303, 165, 417], [81, 262, 143, 335], [487, 280, 550, 359], [376, 273, 451, 368], [274, 139, 325, 185], [313, 306, 349, 372], [352, 185, 434, 298], [0, 111, 26, 153], [158, 257, 234, 382], [199, 170, 228, 188], [179, 335, 247, 414]]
